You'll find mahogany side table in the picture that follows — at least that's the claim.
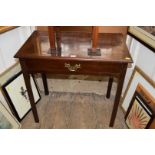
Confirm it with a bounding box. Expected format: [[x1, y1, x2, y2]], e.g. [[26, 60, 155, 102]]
[[14, 31, 132, 127]]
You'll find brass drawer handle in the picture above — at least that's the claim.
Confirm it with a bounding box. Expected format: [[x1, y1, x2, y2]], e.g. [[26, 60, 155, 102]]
[[64, 63, 81, 72]]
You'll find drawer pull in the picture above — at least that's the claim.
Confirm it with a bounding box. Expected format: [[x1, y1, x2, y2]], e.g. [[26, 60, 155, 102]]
[[64, 63, 81, 72]]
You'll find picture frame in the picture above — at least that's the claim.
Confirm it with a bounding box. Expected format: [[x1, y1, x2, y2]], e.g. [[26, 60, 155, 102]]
[[125, 90, 154, 129], [138, 26, 155, 38], [128, 26, 155, 51], [2, 71, 41, 122], [0, 100, 21, 129], [122, 66, 155, 112]]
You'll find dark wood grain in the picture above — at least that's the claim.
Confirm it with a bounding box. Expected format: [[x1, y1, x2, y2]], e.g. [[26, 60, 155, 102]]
[[15, 31, 132, 63], [20, 60, 39, 122], [109, 63, 128, 127], [106, 77, 114, 98], [23, 59, 124, 76], [15, 28, 132, 127], [41, 73, 49, 95]]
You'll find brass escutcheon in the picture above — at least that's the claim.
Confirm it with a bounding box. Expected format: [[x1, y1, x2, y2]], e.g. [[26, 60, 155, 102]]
[[64, 63, 81, 72]]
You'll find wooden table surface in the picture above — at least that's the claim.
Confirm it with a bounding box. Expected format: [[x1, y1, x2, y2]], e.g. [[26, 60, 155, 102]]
[[15, 31, 132, 63]]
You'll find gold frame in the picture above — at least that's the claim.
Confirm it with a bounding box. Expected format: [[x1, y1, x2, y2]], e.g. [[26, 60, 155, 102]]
[[122, 66, 155, 104], [125, 89, 153, 129], [128, 26, 155, 50], [121, 66, 155, 128]]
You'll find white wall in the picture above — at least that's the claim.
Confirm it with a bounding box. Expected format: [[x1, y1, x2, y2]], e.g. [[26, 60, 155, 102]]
[[0, 26, 34, 74]]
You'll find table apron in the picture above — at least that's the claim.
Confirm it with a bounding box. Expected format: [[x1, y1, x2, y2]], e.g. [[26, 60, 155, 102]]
[[22, 59, 127, 77]]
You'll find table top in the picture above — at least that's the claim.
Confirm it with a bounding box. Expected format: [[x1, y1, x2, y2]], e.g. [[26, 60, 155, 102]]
[[15, 31, 132, 63]]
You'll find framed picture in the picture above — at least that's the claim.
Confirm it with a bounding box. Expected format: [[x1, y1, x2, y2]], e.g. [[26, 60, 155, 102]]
[[125, 91, 154, 129], [128, 26, 155, 51], [138, 26, 155, 37], [122, 66, 155, 112], [0, 100, 21, 129], [2, 71, 41, 122]]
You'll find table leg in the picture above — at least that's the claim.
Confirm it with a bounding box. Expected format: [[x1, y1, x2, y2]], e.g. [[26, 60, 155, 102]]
[[109, 65, 127, 127], [106, 77, 113, 99], [41, 73, 49, 95], [23, 72, 39, 122]]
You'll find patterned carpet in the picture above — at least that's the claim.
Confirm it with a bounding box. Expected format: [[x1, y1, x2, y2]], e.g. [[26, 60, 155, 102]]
[[21, 91, 127, 129]]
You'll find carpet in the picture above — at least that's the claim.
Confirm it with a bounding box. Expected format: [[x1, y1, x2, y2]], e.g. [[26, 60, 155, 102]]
[[21, 91, 127, 129]]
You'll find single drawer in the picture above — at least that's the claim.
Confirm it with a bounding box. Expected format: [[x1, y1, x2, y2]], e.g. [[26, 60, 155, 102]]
[[24, 58, 125, 76]]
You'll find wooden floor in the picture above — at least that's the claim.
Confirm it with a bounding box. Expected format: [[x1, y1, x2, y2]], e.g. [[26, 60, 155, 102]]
[[21, 92, 127, 129]]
